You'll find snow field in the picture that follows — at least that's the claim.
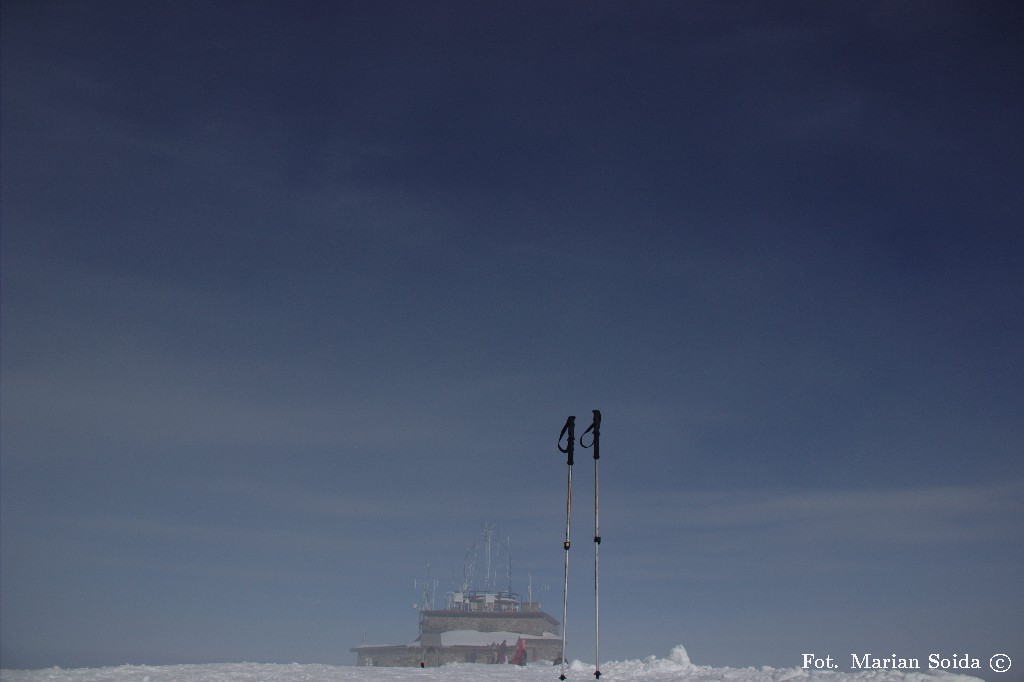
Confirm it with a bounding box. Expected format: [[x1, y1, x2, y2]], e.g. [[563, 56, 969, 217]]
[[0, 647, 986, 682]]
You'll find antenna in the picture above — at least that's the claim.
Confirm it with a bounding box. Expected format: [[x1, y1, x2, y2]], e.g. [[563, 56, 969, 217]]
[[482, 523, 494, 592], [415, 563, 436, 612], [506, 535, 513, 594], [462, 543, 475, 592]]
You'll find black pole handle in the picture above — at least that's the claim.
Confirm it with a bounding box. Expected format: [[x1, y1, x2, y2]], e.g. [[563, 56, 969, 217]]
[[580, 409, 601, 458], [558, 415, 575, 465]]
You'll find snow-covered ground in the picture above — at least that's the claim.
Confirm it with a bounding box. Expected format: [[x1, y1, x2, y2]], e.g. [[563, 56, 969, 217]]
[[0, 647, 986, 682]]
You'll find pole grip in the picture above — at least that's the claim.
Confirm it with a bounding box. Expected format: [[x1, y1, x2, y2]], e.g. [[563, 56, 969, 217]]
[[590, 410, 601, 459], [558, 415, 575, 465], [581, 410, 601, 457]]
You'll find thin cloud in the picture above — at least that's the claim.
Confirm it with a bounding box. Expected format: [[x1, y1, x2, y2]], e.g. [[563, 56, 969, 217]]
[[606, 482, 1024, 579]]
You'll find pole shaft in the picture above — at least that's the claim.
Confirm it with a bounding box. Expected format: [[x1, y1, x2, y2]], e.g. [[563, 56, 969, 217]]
[[558, 416, 575, 681], [594, 451, 600, 678], [561, 466, 572, 680]]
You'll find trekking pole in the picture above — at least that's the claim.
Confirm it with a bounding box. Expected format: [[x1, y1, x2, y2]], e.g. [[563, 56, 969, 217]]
[[581, 410, 601, 679], [557, 415, 575, 681]]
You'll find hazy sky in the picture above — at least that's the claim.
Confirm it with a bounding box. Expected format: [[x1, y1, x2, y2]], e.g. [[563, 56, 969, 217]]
[[2, 1, 1022, 677]]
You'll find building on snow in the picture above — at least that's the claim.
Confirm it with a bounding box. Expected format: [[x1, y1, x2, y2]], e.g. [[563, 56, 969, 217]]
[[351, 526, 562, 667]]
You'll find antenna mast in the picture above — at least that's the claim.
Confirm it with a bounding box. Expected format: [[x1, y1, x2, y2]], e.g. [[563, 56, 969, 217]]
[[482, 524, 494, 592]]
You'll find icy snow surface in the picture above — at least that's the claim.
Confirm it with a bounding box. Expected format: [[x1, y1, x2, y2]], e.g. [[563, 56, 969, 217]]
[[0, 647, 985, 682]]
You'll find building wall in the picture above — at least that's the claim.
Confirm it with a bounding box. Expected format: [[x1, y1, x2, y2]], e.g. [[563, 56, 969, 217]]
[[353, 646, 422, 667], [352, 608, 562, 667], [521, 638, 563, 664], [353, 638, 562, 667]]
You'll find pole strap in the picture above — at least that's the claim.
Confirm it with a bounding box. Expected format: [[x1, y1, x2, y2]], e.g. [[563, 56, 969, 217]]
[[580, 410, 601, 458]]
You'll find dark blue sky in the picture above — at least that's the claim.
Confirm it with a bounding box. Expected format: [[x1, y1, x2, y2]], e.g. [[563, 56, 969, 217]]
[[2, 1, 1022, 676]]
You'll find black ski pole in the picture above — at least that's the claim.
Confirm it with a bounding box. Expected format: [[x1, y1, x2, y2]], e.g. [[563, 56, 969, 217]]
[[581, 410, 602, 679], [557, 415, 575, 681]]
